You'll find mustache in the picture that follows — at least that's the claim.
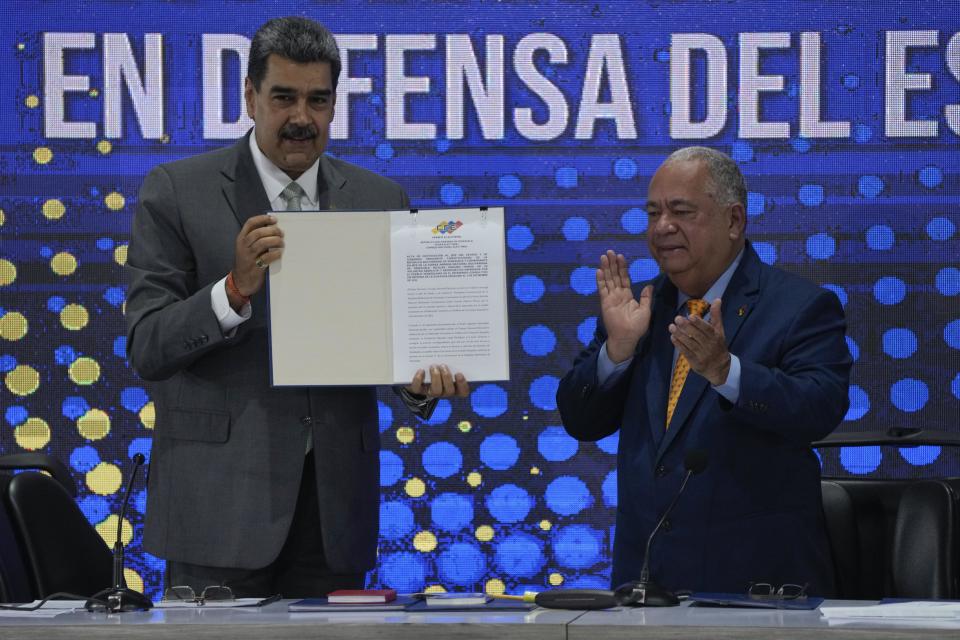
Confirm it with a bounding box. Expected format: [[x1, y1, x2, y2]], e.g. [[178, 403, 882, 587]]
[[280, 124, 318, 140]]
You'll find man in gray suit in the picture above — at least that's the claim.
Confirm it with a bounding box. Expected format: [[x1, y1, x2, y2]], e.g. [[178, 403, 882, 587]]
[[125, 17, 468, 598]]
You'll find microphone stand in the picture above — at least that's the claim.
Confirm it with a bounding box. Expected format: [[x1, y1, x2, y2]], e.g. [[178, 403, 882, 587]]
[[628, 470, 696, 606], [618, 449, 709, 607], [86, 453, 153, 612]]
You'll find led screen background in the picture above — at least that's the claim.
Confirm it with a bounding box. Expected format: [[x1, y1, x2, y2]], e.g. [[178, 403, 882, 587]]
[[0, 1, 958, 599]]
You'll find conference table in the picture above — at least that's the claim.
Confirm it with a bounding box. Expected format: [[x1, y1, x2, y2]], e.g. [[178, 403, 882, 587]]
[[0, 599, 957, 639]]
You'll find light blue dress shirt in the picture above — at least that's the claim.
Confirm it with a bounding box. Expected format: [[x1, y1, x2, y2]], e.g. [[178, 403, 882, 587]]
[[596, 248, 745, 403]]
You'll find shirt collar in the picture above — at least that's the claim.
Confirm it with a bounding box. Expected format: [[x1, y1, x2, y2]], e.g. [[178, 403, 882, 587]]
[[676, 247, 745, 313], [248, 129, 320, 208]]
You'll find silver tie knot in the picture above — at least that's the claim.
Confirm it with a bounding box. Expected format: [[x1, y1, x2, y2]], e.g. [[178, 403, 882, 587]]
[[281, 182, 305, 211]]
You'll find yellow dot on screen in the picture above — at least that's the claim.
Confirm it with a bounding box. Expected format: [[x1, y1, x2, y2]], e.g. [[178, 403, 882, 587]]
[[17, 43, 25, 51], [0, 208, 5, 226], [114, 244, 128, 265], [60, 303, 89, 330], [97, 140, 112, 154], [69, 357, 101, 386], [413, 531, 437, 552], [5, 364, 40, 396], [539, 520, 552, 531], [396, 426, 415, 445], [89, 88, 99, 98], [457, 420, 472, 433], [42, 199, 66, 220], [14, 418, 51, 450], [424, 585, 446, 594], [33, 147, 53, 165], [0, 259, 16, 286], [549, 573, 564, 586], [50, 252, 77, 276], [124, 568, 144, 593], [87, 462, 122, 496], [25, 95, 39, 108], [530, 466, 540, 475], [161, 134, 170, 143], [467, 471, 482, 487], [139, 401, 155, 429], [95, 514, 134, 547], [405, 477, 425, 498], [104, 192, 125, 211], [77, 408, 110, 440], [485, 579, 505, 595], [475, 525, 494, 542], [0, 311, 28, 341]]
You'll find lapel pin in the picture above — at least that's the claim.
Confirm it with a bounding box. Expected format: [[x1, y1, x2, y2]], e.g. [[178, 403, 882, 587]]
[[737, 305, 747, 317]]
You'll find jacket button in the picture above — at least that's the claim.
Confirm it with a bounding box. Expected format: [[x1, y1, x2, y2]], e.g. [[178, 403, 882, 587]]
[[655, 465, 668, 477], [662, 519, 672, 532], [300, 416, 313, 426]]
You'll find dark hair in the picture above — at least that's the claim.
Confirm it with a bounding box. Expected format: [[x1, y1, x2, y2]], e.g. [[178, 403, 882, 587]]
[[247, 17, 341, 91]]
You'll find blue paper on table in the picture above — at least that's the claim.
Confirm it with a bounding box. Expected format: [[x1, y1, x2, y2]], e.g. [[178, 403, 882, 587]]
[[289, 595, 416, 612], [689, 592, 824, 610], [405, 598, 536, 612]]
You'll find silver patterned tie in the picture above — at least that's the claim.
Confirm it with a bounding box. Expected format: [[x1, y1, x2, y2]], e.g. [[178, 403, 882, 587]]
[[281, 182, 305, 211]]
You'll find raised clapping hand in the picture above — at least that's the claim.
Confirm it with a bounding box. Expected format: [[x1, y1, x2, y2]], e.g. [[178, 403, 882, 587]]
[[598, 250, 653, 363], [407, 364, 470, 398], [668, 298, 731, 386], [230, 214, 285, 303]]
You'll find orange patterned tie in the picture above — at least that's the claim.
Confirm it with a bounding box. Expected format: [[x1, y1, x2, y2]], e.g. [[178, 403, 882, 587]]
[[666, 298, 709, 428]]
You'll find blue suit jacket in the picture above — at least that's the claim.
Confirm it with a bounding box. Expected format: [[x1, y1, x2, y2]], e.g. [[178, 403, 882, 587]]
[[556, 243, 851, 595]]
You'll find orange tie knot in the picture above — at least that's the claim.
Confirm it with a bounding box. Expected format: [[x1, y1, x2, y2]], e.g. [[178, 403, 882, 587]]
[[687, 298, 709, 319]]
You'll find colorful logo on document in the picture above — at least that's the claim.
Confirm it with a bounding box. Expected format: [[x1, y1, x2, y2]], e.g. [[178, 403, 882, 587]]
[[432, 220, 464, 235]]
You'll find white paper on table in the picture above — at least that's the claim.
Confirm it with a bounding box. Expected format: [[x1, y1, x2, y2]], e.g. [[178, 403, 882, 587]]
[[820, 601, 960, 619], [390, 208, 509, 384]]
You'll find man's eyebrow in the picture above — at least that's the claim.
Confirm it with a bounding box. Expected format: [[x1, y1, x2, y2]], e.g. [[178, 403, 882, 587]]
[[269, 85, 333, 96], [645, 198, 697, 210]]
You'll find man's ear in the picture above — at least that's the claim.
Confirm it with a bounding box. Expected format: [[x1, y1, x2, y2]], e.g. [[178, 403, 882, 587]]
[[244, 78, 256, 119], [728, 202, 746, 240]]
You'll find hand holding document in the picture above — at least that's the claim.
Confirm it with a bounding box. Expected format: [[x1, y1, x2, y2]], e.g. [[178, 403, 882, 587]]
[[268, 207, 509, 386]]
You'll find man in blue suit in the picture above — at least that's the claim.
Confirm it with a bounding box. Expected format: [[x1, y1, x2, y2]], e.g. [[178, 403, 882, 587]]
[[556, 147, 851, 596]]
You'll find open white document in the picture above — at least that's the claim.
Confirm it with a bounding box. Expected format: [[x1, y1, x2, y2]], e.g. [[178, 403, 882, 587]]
[[268, 207, 509, 386]]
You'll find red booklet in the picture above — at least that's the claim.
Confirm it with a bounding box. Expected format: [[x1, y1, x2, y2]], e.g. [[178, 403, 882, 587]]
[[326, 589, 398, 604]]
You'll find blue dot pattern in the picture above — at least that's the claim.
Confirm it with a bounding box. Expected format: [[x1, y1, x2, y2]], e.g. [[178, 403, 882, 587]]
[[3, 2, 959, 602]]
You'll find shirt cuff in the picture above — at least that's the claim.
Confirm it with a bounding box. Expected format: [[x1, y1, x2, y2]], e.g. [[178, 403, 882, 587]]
[[211, 276, 251, 337], [597, 341, 633, 386], [712, 354, 741, 404]]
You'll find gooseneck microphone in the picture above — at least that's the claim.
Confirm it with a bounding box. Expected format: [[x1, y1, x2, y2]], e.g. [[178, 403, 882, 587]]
[[86, 453, 154, 612], [616, 449, 709, 607], [525, 450, 709, 610]]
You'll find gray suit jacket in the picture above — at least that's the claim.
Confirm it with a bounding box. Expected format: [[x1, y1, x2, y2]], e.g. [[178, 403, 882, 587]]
[[125, 133, 410, 572]]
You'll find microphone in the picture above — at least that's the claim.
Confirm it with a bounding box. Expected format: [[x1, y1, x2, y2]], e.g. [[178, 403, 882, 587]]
[[615, 449, 710, 607], [86, 453, 154, 612]]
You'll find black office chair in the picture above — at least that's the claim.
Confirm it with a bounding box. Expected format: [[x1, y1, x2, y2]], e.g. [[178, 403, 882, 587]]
[[0, 453, 113, 600], [816, 428, 960, 600], [892, 480, 958, 599]]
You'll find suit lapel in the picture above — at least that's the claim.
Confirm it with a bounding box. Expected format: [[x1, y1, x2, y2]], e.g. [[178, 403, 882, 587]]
[[655, 243, 762, 462], [221, 132, 271, 226], [644, 279, 677, 449], [319, 156, 347, 210], [718, 242, 761, 350]]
